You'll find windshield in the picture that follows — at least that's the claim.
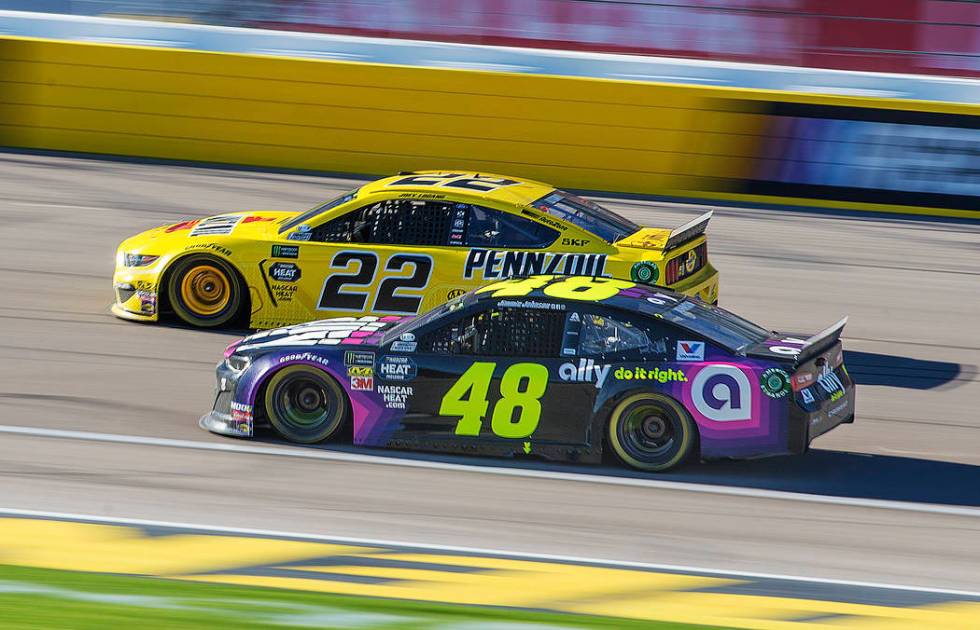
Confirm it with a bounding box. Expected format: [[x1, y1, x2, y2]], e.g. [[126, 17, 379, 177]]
[[663, 299, 771, 351], [383, 298, 463, 342], [532, 191, 639, 243], [279, 188, 359, 233]]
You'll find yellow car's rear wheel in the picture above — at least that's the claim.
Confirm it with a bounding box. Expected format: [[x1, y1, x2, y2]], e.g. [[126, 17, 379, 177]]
[[168, 255, 243, 328], [607, 393, 697, 472]]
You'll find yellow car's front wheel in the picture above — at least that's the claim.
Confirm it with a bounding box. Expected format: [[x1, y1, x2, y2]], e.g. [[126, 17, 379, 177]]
[[607, 393, 697, 472], [168, 255, 243, 328]]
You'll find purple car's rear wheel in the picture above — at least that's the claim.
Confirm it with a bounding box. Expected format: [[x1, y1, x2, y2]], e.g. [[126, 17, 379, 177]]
[[264, 365, 347, 443], [607, 393, 697, 472]]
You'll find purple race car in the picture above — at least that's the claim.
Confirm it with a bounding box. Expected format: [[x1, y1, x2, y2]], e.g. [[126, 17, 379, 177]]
[[202, 275, 855, 471]]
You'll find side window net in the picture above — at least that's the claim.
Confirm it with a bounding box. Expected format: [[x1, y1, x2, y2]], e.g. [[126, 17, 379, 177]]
[[313, 199, 454, 245], [466, 205, 558, 249], [579, 313, 660, 357], [420, 307, 566, 357]]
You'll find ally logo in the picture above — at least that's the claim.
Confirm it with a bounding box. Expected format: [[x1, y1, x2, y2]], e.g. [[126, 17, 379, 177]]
[[558, 359, 611, 388], [691, 365, 752, 422]]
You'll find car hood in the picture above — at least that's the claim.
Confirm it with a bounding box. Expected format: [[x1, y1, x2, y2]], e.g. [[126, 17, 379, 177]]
[[120, 211, 298, 253], [231, 316, 413, 354]]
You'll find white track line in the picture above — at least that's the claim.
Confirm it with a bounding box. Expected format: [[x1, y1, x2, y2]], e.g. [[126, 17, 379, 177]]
[[2, 423, 979, 518], [1, 507, 978, 599]]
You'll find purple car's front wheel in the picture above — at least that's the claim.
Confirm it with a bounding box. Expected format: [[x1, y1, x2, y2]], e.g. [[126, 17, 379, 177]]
[[264, 365, 348, 443]]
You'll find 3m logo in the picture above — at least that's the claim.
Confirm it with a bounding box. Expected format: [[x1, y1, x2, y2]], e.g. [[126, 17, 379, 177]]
[[691, 365, 752, 422], [676, 341, 705, 361], [350, 376, 374, 391]]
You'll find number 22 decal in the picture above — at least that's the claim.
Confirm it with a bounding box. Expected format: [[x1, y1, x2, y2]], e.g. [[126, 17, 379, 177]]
[[441, 362, 548, 439], [318, 251, 433, 314]]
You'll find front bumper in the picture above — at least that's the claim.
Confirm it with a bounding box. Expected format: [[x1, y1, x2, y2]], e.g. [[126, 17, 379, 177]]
[[110, 302, 157, 322], [200, 360, 253, 438], [200, 410, 251, 437], [111, 274, 161, 322]]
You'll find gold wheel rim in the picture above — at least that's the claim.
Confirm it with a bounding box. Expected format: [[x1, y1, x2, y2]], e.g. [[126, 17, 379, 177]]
[[180, 264, 230, 316]]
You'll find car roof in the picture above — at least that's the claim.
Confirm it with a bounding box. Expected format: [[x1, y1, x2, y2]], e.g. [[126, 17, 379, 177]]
[[359, 171, 557, 208], [466, 275, 686, 317]]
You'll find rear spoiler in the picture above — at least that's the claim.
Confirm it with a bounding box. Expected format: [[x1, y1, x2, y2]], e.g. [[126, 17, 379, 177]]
[[664, 211, 712, 251], [795, 317, 848, 366]]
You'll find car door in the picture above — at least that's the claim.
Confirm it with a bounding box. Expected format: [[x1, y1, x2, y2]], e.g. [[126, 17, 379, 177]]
[[571, 307, 712, 443], [378, 301, 598, 457], [293, 195, 470, 319]]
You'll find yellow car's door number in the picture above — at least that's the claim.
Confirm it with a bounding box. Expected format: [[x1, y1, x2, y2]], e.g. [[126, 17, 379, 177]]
[[441, 362, 548, 439], [477, 276, 633, 301], [318, 251, 433, 313]]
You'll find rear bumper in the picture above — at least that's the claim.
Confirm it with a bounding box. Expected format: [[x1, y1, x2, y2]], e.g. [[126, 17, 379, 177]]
[[670, 263, 719, 304], [789, 389, 856, 454]]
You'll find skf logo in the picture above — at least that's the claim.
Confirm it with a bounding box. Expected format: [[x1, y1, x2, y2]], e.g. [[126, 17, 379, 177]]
[[561, 237, 590, 247], [558, 359, 610, 388]]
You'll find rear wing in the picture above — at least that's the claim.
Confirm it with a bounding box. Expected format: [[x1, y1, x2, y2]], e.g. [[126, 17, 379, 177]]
[[795, 317, 848, 366], [616, 210, 712, 251], [664, 211, 712, 251]]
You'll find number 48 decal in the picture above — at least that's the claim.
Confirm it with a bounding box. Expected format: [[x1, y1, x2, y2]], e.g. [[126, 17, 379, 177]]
[[441, 362, 548, 439]]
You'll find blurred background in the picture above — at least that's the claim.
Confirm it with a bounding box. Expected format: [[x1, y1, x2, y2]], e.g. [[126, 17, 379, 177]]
[[0, 3, 978, 628], [0, 0, 976, 215], [7, 0, 979, 77]]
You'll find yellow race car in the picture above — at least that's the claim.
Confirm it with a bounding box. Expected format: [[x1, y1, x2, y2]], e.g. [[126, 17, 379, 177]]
[[112, 171, 719, 329]]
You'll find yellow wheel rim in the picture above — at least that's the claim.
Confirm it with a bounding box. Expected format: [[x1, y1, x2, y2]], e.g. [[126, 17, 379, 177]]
[[179, 264, 230, 316]]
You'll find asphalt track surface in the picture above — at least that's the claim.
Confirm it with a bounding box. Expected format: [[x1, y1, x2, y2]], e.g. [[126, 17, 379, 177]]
[[0, 152, 978, 595]]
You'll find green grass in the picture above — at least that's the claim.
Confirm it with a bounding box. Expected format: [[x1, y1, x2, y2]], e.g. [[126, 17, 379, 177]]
[[0, 564, 724, 629]]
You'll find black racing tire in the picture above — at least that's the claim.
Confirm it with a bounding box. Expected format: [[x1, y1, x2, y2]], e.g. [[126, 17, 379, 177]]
[[264, 365, 348, 444], [167, 255, 244, 328], [607, 392, 698, 472]]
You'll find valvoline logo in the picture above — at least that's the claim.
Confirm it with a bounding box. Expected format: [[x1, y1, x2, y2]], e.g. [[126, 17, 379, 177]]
[[676, 340, 705, 361]]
